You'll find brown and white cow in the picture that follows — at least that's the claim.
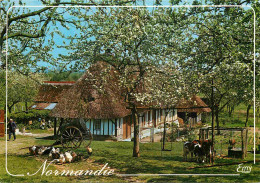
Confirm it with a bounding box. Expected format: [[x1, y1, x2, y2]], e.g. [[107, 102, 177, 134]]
[[200, 139, 212, 163], [184, 139, 213, 163], [183, 140, 200, 161]]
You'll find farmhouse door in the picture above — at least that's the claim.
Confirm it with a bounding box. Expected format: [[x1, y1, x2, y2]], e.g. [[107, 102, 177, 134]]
[[123, 116, 131, 139]]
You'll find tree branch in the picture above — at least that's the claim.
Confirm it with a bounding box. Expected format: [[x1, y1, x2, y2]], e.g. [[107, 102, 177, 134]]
[[1, 0, 136, 40]]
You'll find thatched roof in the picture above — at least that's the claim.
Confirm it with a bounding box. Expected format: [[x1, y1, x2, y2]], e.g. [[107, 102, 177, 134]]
[[176, 95, 211, 113], [50, 62, 131, 119], [49, 63, 210, 119], [35, 81, 75, 103]]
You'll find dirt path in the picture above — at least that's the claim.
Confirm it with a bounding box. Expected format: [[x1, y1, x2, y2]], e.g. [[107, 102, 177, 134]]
[[17, 132, 53, 137]]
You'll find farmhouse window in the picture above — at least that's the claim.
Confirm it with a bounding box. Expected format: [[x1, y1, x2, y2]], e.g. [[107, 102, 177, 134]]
[[94, 119, 101, 130]]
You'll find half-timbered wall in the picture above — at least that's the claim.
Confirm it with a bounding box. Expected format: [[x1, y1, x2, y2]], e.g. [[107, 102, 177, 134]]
[[83, 119, 117, 136], [81, 108, 178, 140], [136, 109, 177, 128]]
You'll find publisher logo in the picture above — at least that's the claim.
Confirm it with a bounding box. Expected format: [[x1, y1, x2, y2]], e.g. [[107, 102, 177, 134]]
[[236, 163, 252, 174]]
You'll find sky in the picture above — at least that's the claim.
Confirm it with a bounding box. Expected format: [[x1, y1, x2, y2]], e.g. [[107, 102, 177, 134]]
[[6, 0, 253, 71], [6, 0, 190, 67], [7, 0, 172, 70]]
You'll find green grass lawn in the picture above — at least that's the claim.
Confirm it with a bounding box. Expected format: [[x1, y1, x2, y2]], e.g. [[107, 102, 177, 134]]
[[0, 154, 70, 183], [204, 103, 258, 128], [0, 135, 129, 182], [80, 141, 259, 182], [0, 135, 259, 182], [0, 114, 259, 183]]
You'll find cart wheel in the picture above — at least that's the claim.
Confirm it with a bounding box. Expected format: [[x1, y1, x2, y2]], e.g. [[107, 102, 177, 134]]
[[61, 126, 83, 149], [82, 128, 93, 147]]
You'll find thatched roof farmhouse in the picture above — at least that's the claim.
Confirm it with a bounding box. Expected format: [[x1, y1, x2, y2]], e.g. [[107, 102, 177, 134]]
[[34, 62, 211, 140]]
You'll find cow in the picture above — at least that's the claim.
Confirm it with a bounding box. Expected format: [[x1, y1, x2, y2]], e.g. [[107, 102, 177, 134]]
[[183, 142, 191, 161], [194, 143, 204, 163], [183, 140, 200, 161], [200, 139, 212, 163], [184, 139, 213, 163]]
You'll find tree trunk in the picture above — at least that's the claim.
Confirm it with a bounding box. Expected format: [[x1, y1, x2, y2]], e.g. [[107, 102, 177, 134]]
[[228, 105, 234, 117], [25, 102, 28, 111], [257, 107, 259, 125], [56, 118, 64, 137], [132, 107, 140, 157], [228, 105, 231, 117], [216, 105, 220, 135], [211, 79, 215, 164], [7, 106, 12, 114], [245, 104, 251, 127], [7, 102, 17, 115], [162, 110, 169, 150]]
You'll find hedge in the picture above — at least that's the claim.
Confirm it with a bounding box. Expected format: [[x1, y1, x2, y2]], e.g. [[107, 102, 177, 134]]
[[8, 109, 51, 124]]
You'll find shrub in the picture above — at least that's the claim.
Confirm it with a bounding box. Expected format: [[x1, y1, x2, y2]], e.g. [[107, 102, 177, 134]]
[[8, 110, 51, 130], [26, 121, 41, 130], [16, 123, 25, 131], [8, 109, 50, 124]]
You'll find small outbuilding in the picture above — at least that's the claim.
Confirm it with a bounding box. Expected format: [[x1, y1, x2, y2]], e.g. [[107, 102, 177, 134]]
[[31, 81, 75, 110], [176, 95, 211, 127]]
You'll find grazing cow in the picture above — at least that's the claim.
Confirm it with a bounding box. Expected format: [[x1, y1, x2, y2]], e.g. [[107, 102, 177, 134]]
[[183, 140, 200, 161], [201, 139, 212, 163], [183, 142, 191, 161], [184, 139, 213, 163], [194, 143, 204, 163]]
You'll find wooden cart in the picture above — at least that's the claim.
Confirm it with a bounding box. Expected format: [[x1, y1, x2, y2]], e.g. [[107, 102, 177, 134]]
[[57, 119, 92, 149]]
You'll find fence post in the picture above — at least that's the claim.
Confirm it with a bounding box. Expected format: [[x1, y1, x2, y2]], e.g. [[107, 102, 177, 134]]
[[245, 128, 248, 157], [54, 118, 57, 138], [151, 127, 154, 143], [241, 129, 244, 159]]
